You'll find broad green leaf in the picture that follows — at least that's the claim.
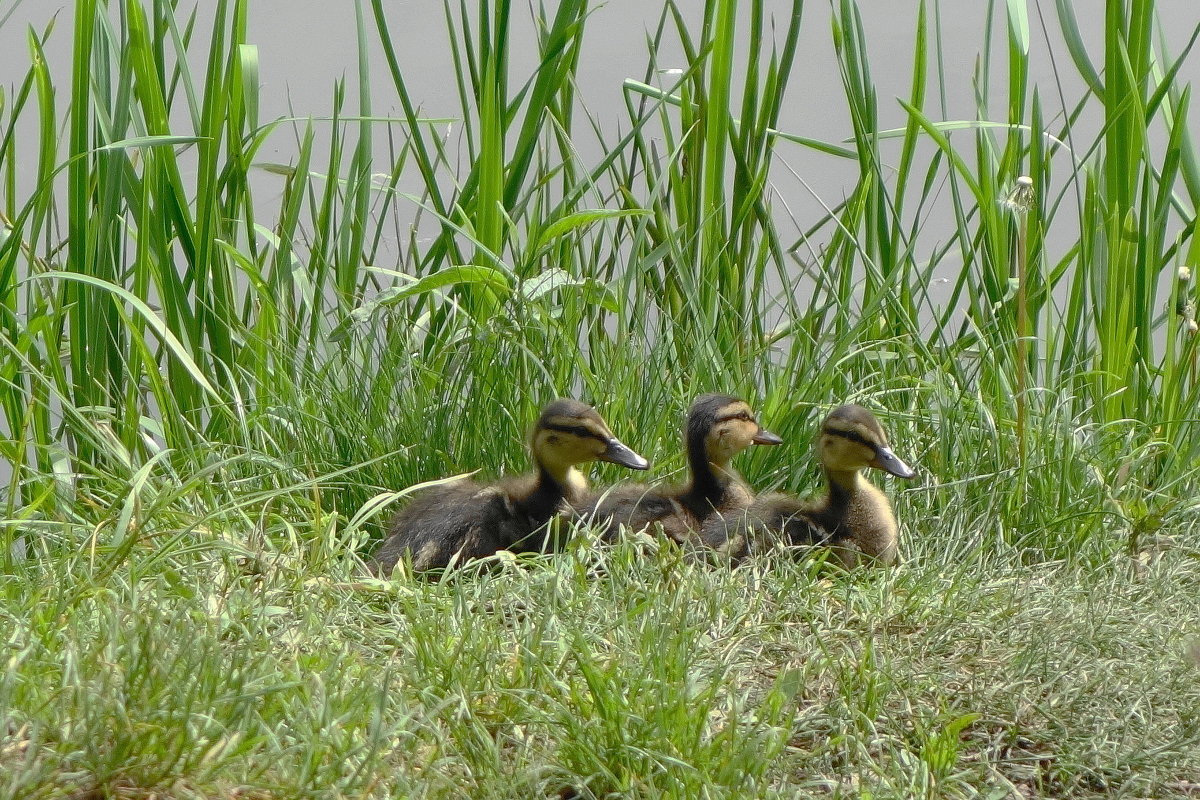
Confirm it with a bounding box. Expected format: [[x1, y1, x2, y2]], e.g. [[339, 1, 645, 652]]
[[944, 712, 982, 738], [330, 265, 512, 342], [871, 120, 1067, 151], [520, 269, 619, 313], [521, 268, 585, 302], [373, 265, 511, 304], [1005, 0, 1029, 56], [534, 209, 648, 254], [1054, 0, 1102, 94], [94, 134, 205, 151]]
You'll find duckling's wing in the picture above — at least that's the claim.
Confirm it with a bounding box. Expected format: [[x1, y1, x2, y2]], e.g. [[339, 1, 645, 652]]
[[778, 511, 835, 547], [369, 481, 499, 574], [772, 503, 868, 569], [579, 484, 685, 542], [701, 493, 835, 562], [698, 508, 755, 562]]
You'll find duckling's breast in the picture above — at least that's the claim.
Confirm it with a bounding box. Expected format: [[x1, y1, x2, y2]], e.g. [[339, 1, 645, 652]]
[[847, 482, 898, 564]]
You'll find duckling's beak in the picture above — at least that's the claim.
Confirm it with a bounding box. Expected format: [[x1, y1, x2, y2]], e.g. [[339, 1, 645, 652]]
[[752, 428, 784, 446], [871, 447, 916, 479], [599, 438, 650, 470]]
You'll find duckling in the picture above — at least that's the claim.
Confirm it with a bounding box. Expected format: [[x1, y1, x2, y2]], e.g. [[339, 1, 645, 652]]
[[369, 399, 648, 575], [701, 403, 915, 566], [579, 393, 782, 543]]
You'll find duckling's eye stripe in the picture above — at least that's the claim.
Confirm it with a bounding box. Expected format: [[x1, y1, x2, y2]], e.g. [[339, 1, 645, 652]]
[[542, 423, 604, 440], [716, 413, 754, 423], [824, 427, 876, 450]]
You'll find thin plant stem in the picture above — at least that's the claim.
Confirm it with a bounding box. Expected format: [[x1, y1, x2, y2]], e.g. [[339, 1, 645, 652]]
[[1004, 176, 1035, 469], [1017, 207, 1028, 467]]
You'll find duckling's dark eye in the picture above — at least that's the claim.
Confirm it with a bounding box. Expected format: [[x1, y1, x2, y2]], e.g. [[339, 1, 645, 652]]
[[543, 423, 599, 440], [739, 412, 753, 422]]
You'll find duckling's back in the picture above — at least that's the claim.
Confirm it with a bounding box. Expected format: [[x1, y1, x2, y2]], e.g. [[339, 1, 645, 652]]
[[700, 485, 897, 567], [579, 484, 693, 543], [369, 477, 563, 575], [699, 492, 832, 561]]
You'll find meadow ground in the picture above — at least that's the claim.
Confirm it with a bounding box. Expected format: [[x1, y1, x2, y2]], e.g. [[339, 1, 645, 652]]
[[3, 495, 1199, 798]]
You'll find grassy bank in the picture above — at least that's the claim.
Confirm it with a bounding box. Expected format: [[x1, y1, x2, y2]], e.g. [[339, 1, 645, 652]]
[[2, 532, 1198, 798], [2, 0, 1200, 796]]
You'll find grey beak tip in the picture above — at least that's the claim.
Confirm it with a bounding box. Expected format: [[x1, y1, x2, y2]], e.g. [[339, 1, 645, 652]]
[[877, 447, 916, 479], [753, 430, 784, 446], [604, 439, 650, 470]]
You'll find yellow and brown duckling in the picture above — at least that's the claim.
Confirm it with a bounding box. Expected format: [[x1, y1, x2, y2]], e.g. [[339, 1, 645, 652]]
[[369, 399, 648, 575], [579, 393, 782, 543], [701, 403, 915, 566]]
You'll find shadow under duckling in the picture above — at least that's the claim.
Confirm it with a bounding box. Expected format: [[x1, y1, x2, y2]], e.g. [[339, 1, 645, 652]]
[[701, 403, 915, 567], [578, 393, 782, 544], [368, 399, 648, 575]]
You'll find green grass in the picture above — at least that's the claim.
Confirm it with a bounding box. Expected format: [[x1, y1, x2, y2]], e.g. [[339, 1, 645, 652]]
[[3, 531, 1198, 798], [2, 0, 1200, 795]]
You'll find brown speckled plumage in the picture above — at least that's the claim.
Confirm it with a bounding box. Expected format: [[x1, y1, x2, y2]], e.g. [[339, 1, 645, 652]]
[[701, 404, 915, 566], [368, 399, 647, 575], [579, 393, 781, 543]]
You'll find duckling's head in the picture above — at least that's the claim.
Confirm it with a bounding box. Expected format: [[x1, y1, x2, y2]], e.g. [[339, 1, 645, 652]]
[[687, 393, 783, 468], [818, 404, 915, 478], [532, 399, 650, 474]]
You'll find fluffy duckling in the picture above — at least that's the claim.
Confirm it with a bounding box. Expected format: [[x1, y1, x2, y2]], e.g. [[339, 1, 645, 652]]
[[579, 393, 782, 543], [701, 403, 915, 566], [369, 399, 648, 575]]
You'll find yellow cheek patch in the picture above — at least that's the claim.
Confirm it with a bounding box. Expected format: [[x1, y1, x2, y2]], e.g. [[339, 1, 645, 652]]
[[535, 426, 612, 467], [823, 436, 875, 469]]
